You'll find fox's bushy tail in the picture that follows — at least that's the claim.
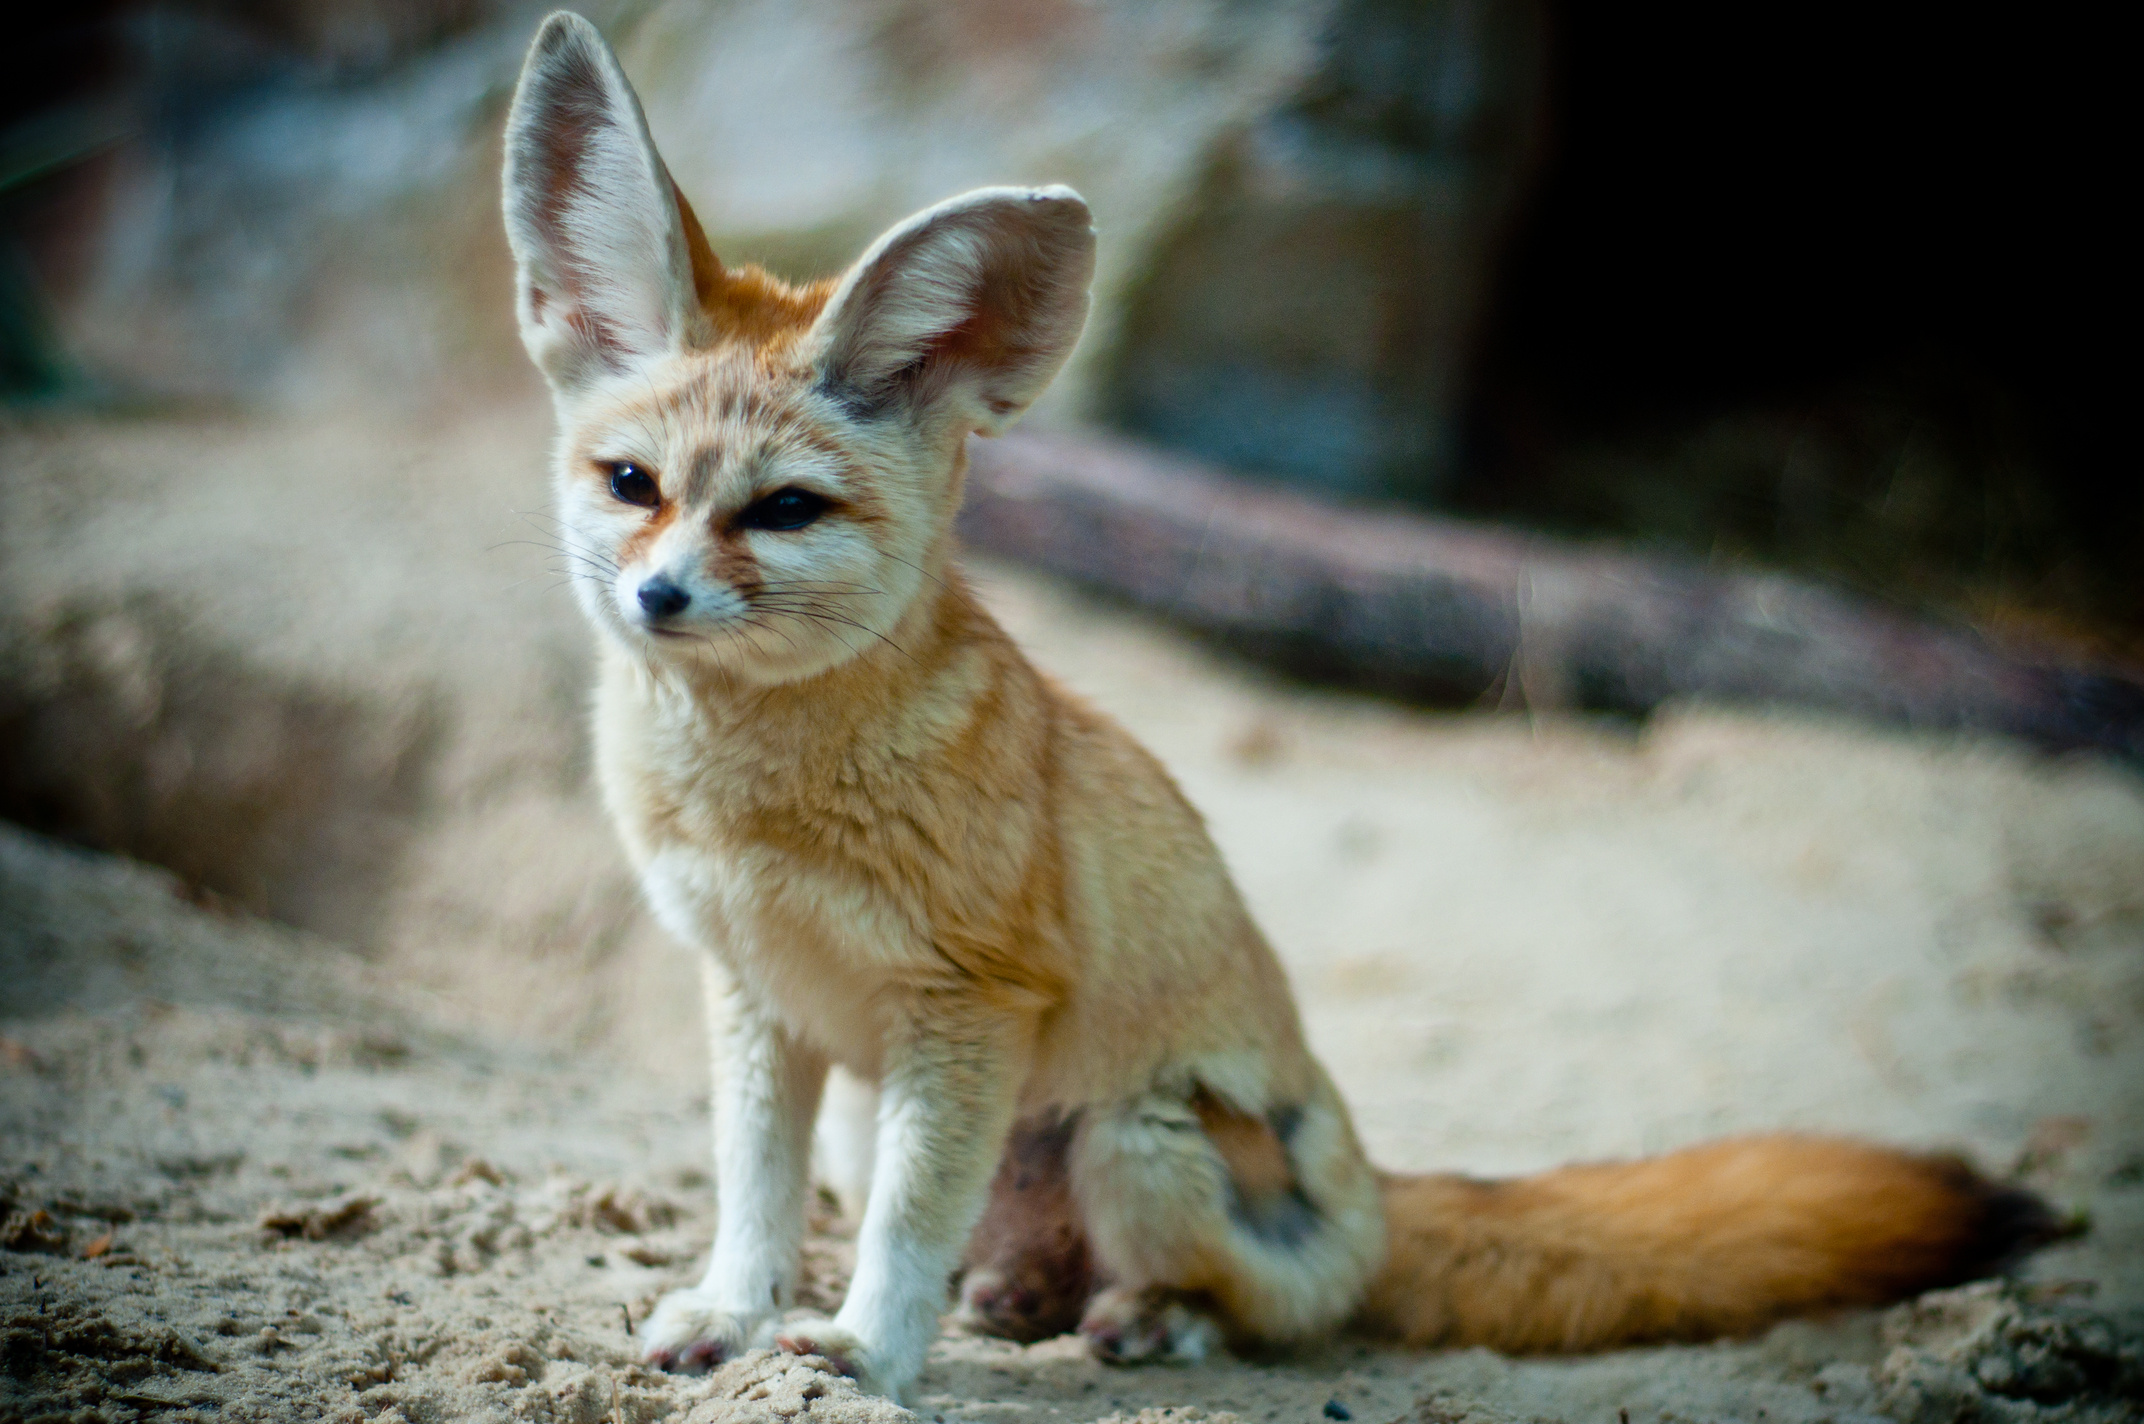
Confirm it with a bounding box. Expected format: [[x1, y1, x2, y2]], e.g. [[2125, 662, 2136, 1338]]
[[1358, 1134, 2066, 1353]]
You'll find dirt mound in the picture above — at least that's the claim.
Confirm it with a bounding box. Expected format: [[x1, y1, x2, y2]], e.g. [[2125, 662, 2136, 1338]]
[[0, 406, 700, 1076]]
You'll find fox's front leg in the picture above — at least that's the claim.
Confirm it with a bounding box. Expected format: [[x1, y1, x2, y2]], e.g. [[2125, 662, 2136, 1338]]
[[643, 979, 827, 1370], [776, 1004, 1030, 1402]]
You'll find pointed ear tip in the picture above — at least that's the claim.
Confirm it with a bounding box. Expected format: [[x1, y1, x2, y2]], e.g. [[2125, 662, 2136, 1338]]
[[529, 10, 605, 62], [536, 10, 598, 41], [1023, 185, 1090, 217], [1007, 187, 1096, 249]]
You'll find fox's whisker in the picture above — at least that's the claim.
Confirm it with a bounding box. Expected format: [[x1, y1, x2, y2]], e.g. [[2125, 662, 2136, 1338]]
[[754, 579, 882, 596], [496, 534, 621, 586], [881, 550, 950, 593], [755, 603, 913, 663], [757, 610, 861, 662], [742, 612, 805, 657], [513, 510, 621, 573]]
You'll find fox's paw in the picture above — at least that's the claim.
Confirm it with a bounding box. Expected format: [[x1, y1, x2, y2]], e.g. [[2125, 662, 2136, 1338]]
[[1078, 1287, 1221, 1366], [637, 1289, 770, 1373], [956, 1265, 1067, 1343], [774, 1317, 878, 1391]]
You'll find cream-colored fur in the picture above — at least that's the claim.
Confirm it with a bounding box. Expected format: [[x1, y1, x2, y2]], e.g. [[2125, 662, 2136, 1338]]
[[502, 14, 2053, 1404]]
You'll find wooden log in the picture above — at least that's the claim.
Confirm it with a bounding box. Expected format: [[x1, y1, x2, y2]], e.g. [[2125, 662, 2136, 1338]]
[[960, 430, 2144, 761]]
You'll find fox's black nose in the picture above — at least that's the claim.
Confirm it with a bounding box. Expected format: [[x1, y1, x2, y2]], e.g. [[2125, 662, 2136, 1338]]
[[637, 577, 690, 619]]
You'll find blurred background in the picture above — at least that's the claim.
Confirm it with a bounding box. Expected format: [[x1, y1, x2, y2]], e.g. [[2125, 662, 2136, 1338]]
[[3, 0, 2140, 1187], [2, 0, 2131, 647]]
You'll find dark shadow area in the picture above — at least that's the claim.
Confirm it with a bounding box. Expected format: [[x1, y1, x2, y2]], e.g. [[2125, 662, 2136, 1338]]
[[1457, 1, 2134, 654], [0, 7, 126, 396]]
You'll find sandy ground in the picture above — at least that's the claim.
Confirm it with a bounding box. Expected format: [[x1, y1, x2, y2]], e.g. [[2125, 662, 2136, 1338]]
[[3, 406, 2142, 1422]]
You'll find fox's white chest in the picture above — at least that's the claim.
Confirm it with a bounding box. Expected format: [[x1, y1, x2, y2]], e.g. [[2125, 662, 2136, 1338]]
[[594, 661, 941, 1078], [634, 835, 921, 1078]]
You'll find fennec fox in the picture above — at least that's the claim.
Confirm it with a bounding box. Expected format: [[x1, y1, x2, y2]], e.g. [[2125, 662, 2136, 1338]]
[[503, 13, 2057, 1403]]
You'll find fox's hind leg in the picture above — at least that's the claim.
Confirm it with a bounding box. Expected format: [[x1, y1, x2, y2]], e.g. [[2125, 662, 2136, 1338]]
[[1069, 1065, 1385, 1363], [954, 1113, 1096, 1342]]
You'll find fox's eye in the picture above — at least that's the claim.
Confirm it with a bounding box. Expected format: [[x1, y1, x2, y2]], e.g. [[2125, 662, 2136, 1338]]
[[739, 487, 828, 532], [606, 461, 659, 508]]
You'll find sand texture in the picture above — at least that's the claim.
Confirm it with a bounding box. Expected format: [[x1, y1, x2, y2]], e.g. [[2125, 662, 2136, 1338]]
[[2, 407, 2141, 1422]]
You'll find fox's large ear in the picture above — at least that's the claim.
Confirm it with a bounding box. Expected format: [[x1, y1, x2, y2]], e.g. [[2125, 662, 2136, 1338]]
[[502, 12, 710, 393], [808, 187, 1095, 436]]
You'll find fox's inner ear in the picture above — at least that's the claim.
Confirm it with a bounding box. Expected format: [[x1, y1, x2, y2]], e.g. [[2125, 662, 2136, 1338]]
[[808, 187, 1096, 436], [502, 12, 708, 393]]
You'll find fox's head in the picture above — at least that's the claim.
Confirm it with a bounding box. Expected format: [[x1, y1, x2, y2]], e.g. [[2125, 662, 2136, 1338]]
[[502, 13, 1093, 683]]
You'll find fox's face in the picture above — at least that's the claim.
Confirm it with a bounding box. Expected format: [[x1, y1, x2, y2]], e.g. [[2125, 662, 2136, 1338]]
[[502, 14, 1093, 683], [539, 341, 947, 684]]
